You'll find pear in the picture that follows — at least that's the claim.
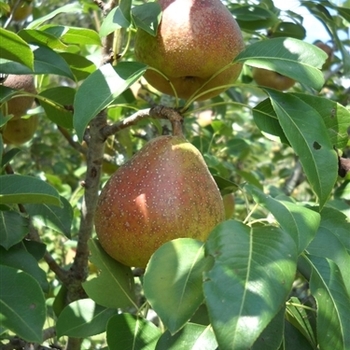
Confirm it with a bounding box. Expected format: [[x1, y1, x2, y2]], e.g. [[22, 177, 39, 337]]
[[314, 41, 333, 70], [252, 68, 295, 91], [134, 0, 244, 101], [2, 115, 39, 145], [2, 74, 37, 120], [94, 134, 225, 268]]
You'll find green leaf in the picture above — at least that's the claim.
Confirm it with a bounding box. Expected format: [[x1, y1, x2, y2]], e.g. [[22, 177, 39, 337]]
[[73, 62, 146, 141], [0, 210, 29, 250], [285, 296, 317, 348], [56, 299, 118, 338], [27, 3, 83, 29], [82, 239, 137, 309], [292, 93, 350, 149], [60, 53, 96, 81], [231, 5, 279, 30], [25, 195, 73, 238], [251, 306, 285, 350], [32, 46, 74, 80], [283, 319, 315, 350], [99, 0, 132, 37], [144, 238, 211, 335], [38, 87, 75, 129], [0, 28, 34, 70], [248, 185, 320, 254], [204, 221, 298, 349], [307, 222, 350, 296], [107, 314, 161, 350], [317, 207, 350, 253], [132, 2, 162, 36], [60, 27, 102, 46], [155, 323, 218, 350], [236, 37, 326, 90], [270, 22, 306, 40], [0, 243, 48, 292], [0, 174, 62, 206], [268, 90, 338, 209], [0, 265, 46, 343], [307, 255, 350, 350], [252, 98, 289, 144], [18, 29, 68, 51]]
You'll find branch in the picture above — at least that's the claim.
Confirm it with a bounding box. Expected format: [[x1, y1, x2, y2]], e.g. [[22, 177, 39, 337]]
[[57, 126, 87, 155], [101, 105, 184, 139], [66, 110, 107, 303]]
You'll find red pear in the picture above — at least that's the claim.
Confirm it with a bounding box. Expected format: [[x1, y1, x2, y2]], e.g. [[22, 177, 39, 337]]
[[94, 135, 225, 268], [134, 0, 244, 101]]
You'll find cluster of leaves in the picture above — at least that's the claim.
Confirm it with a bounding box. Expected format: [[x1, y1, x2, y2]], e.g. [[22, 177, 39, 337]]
[[0, 0, 349, 349]]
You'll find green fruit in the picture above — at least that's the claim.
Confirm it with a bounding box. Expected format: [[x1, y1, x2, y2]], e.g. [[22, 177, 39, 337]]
[[223, 193, 235, 220], [94, 135, 225, 268], [2, 115, 39, 145], [252, 67, 295, 91], [2, 74, 36, 120], [10, 0, 33, 21], [134, 0, 244, 101]]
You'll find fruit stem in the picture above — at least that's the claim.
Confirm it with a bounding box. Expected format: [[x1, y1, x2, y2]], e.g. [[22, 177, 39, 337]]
[[149, 105, 184, 136]]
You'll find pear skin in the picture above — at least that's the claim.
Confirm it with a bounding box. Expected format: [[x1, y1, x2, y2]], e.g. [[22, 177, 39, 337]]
[[94, 135, 225, 267], [252, 68, 295, 91], [134, 0, 244, 101], [2, 74, 36, 120], [2, 115, 39, 145]]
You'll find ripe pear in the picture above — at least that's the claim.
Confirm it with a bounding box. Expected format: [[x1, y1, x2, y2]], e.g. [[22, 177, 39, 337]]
[[2, 74, 36, 120], [134, 0, 245, 101], [94, 135, 225, 267], [314, 41, 333, 70], [252, 68, 295, 91], [2, 115, 39, 145], [10, 0, 33, 21]]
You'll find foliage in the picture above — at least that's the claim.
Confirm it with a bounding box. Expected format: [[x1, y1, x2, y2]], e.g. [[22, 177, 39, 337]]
[[0, 0, 349, 349]]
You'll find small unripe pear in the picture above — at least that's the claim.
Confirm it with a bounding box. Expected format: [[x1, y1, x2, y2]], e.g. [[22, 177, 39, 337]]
[[94, 135, 225, 268], [252, 68, 295, 91], [2, 115, 39, 145], [134, 0, 244, 101], [223, 193, 235, 219], [2, 75, 36, 120]]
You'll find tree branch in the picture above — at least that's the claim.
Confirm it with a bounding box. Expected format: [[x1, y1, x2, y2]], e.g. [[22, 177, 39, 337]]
[[66, 111, 107, 303], [100, 105, 184, 139]]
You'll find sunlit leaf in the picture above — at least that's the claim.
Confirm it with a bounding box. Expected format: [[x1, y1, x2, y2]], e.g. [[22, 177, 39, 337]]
[[156, 323, 218, 350], [99, 0, 132, 37], [204, 221, 297, 349], [0, 175, 62, 206], [132, 2, 162, 36], [144, 238, 211, 335], [73, 62, 146, 141], [27, 3, 83, 29], [236, 37, 326, 90], [268, 90, 338, 209], [82, 239, 137, 309], [56, 299, 118, 338], [107, 313, 161, 350], [0, 28, 33, 70], [248, 185, 320, 254]]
